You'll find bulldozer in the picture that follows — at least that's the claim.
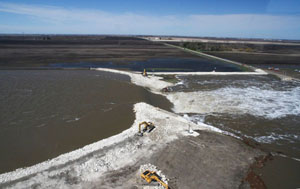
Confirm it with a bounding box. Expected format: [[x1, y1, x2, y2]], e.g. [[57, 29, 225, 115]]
[[137, 121, 155, 136], [141, 170, 169, 189], [142, 69, 148, 76]]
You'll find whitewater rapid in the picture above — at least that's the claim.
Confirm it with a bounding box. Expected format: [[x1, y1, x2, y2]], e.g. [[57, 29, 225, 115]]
[[167, 86, 300, 119], [93, 68, 300, 120]]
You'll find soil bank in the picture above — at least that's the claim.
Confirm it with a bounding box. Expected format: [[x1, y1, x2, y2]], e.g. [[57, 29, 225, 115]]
[[0, 103, 265, 189]]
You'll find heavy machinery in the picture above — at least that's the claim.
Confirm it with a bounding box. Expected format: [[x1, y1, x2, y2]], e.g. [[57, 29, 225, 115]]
[[141, 170, 169, 189], [138, 121, 155, 136], [142, 69, 148, 76]]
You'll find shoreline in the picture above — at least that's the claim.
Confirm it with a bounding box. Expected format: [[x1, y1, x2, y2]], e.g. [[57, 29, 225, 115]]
[[0, 102, 227, 187], [0, 102, 265, 188], [135, 69, 267, 75], [0, 68, 268, 188]]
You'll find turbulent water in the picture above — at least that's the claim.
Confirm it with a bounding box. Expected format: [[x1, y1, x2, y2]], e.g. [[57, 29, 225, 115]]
[[168, 77, 300, 119], [0, 70, 171, 174], [169, 75, 300, 188]]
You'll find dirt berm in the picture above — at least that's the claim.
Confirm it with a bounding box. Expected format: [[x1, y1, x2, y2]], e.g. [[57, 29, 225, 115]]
[[0, 103, 265, 189], [95, 130, 264, 189]]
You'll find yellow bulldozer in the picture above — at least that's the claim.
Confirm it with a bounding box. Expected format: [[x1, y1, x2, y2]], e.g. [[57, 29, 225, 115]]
[[141, 170, 169, 189], [142, 69, 148, 76], [137, 121, 155, 136]]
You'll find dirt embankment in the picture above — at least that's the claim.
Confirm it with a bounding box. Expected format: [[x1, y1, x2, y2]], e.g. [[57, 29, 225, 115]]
[[93, 130, 265, 189], [205, 52, 300, 66], [165, 40, 300, 65], [0, 68, 270, 188], [164, 41, 300, 79], [0, 102, 266, 189]]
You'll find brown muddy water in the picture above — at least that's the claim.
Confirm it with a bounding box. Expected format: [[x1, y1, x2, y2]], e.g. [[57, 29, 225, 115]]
[[0, 70, 172, 174], [170, 75, 300, 188]]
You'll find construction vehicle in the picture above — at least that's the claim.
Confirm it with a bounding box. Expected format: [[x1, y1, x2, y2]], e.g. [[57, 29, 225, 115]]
[[141, 170, 169, 189], [143, 69, 148, 76], [138, 121, 155, 136]]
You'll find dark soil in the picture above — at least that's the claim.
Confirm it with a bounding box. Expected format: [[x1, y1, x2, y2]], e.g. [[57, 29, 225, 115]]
[[0, 35, 198, 68], [205, 52, 300, 66], [146, 130, 265, 189]]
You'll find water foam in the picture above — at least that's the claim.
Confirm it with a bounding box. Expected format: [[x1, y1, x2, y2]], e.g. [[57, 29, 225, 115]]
[[167, 86, 300, 119], [253, 133, 300, 144], [183, 114, 241, 139]]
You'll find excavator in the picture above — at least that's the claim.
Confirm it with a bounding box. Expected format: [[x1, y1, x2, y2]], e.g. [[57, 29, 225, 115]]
[[141, 170, 169, 189], [137, 121, 155, 136]]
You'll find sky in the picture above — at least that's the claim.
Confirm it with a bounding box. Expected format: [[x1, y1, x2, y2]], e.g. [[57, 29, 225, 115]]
[[0, 0, 299, 39]]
